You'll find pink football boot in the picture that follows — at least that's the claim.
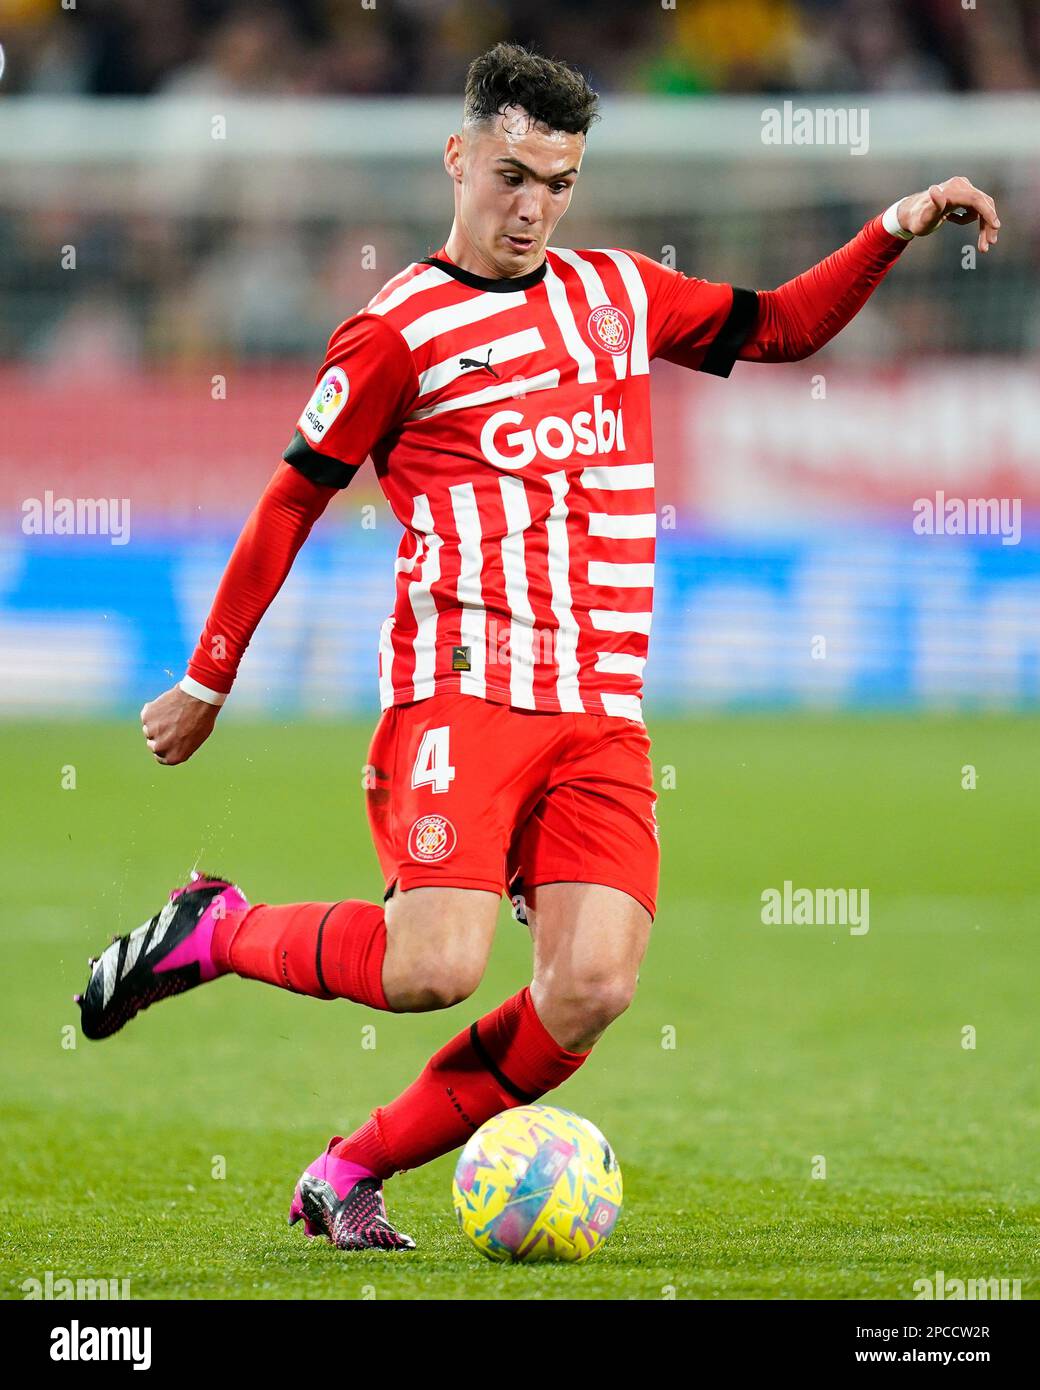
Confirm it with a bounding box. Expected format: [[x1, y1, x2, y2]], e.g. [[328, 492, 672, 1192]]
[[289, 1138, 416, 1251], [77, 871, 248, 1040]]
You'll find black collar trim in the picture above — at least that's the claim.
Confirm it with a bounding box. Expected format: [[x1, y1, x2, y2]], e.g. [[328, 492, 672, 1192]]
[[421, 253, 546, 293]]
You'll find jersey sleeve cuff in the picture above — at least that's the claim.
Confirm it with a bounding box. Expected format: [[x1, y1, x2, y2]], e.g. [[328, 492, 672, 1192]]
[[180, 675, 228, 706], [882, 201, 914, 240]]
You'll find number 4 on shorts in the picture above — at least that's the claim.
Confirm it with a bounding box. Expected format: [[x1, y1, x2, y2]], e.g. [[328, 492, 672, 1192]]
[[411, 725, 456, 794]]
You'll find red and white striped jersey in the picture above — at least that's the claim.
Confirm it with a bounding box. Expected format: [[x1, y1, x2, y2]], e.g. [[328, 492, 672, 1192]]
[[283, 245, 755, 721]]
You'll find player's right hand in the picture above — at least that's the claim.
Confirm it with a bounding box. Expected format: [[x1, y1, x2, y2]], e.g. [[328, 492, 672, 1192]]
[[140, 685, 220, 766]]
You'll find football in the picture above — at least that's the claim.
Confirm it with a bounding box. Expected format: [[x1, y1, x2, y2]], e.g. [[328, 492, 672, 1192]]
[[452, 1104, 623, 1262]]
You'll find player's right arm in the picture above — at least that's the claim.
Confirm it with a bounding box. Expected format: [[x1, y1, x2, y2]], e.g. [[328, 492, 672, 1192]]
[[141, 312, 418, 765], [140, 464, 338, 764]]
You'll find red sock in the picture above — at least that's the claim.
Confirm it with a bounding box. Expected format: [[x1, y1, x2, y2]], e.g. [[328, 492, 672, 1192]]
[[334, 987, 589, 1178], [212, 900, 389, 1010]]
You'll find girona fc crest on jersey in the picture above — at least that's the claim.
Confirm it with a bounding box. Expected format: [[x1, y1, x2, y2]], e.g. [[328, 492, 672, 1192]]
[[587, 304, 632, 355], [408, 814, 457, 863]]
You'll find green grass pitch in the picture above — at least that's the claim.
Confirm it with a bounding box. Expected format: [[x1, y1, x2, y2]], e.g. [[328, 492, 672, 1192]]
[[2, 714, 1037, 1300]]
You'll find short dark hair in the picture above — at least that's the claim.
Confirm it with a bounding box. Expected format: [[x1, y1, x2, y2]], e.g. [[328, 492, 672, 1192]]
[[463, 42, 599, 137]]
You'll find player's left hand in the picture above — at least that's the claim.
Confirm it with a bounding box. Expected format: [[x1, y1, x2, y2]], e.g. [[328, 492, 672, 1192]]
[[895, 177, 1000, 252]]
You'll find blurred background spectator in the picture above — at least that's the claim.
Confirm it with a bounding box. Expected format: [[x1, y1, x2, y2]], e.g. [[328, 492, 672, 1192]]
[[0, 0, 1036, 371], [1, 0, 1039, 98]]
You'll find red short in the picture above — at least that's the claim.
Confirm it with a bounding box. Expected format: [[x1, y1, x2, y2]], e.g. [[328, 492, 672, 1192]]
[[365, 692, 659, 919]]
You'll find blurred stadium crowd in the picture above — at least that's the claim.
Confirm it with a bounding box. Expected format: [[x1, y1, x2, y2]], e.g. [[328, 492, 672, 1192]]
[[3, 0, 1039, 97], [1, 0, 1037, 370]]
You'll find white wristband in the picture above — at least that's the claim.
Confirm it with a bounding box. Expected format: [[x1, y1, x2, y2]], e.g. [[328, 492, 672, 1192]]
[[179, 675, 228, 706], [882, 200, 914, 240]]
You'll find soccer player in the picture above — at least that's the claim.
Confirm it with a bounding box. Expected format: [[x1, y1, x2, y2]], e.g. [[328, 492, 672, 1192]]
[[77, 44, 1000, 1251]]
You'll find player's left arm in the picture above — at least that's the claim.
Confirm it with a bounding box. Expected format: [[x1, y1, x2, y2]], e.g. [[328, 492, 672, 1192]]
[[741, 175, 1001, 364]]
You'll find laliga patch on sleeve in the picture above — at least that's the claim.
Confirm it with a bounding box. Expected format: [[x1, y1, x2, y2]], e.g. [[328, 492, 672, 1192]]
[[298, 367, 349, 444]]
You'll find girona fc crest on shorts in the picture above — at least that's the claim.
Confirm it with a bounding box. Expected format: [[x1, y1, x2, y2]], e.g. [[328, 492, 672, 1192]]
[[587, 304, 632, 355], [407, 814, 458, 863]]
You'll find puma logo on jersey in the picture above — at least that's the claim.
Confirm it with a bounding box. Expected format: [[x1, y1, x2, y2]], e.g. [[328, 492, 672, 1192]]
[[480, 394, 626, 470], [459, 349, 499, 378]]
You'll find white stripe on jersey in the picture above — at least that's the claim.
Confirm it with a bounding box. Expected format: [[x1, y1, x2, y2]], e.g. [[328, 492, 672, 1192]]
[[594, 651, 646, 677], [594, 250, 650, 376], [498, 476, 536, 709], [408, 494, 442, 700], [590, 609, 653, 635], [378, 615, 396, 706], [549, 248, 628, 381], [394, 530, 423, 575], [545, 470, 583, 713], [417, 327, 545, 399], [588, 512, 657, 539], [601, 692, 644, 721], [449, 481, 487, 700], [580, 462, 655, 491], [364, 261, 422, 311], [588, 560, 655, 588], [367, 264, 452, 317], [402, 291, 528, 351], [543, 259, 598, 384], [410, 369, 560, 422]]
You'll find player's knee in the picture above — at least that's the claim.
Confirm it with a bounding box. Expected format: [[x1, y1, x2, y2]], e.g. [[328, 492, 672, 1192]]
[[550, 974, 636, 1036], [583, 977, 636, 1031], [384, 889, 495, 1011], [420, 960, 483, 1010], [397, 943, 485, 1010]]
